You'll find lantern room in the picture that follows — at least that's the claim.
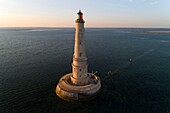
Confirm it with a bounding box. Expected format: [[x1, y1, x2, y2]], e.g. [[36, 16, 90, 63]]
[[76, 10, 85, 23], [77, 10, 83, 20]]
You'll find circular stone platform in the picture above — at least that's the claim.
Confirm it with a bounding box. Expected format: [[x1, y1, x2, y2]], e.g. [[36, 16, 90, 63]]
[[56, 73, 101, 101]]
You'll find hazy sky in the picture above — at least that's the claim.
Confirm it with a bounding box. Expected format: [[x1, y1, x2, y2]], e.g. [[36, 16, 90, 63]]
[[0, 0, 170, 28]]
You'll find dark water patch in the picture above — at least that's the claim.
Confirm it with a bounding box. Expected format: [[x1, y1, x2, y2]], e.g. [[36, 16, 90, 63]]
[[0, 28, 170, 113]]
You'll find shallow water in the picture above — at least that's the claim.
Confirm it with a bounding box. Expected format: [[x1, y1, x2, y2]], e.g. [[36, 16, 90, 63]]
[[0, 28, 170, 113]]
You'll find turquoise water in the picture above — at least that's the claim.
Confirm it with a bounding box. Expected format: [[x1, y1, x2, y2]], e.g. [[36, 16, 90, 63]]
[[0, 28, 170, 113]]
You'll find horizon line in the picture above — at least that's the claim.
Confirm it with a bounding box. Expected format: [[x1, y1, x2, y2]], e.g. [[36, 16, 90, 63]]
[[0, 26, 170, 29]]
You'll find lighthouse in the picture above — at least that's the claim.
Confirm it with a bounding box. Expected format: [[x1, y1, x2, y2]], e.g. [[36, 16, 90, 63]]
[[71, 10, 88, 85], [56, 10, 101, 101]]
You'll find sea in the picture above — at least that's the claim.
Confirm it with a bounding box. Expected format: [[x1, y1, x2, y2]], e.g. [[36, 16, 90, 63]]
[[0, 28, 170, 113]]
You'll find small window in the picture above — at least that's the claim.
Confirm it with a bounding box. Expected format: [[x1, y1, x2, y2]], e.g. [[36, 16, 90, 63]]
[[80, 75, 81, 77], [79, 41, 81, 44], [79, 53, 82, 57], [80, 69, 81, 71]]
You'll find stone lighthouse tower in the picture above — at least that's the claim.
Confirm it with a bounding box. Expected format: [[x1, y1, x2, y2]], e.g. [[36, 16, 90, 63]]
[[56, 10, 101, 101], [71, 10, 88, 85]]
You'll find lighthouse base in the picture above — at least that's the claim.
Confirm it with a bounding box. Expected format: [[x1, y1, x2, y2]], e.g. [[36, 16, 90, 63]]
[[56, 73, 101, 101]]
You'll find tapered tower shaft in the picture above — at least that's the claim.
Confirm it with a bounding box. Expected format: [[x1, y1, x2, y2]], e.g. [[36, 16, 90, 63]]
[[71, 10, 89, 85]]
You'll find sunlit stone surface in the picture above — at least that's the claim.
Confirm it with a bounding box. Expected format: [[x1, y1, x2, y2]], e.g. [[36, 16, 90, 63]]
[[56, 10, 101, 101]]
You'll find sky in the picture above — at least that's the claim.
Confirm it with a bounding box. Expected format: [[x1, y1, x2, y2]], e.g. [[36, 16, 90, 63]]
[[0, 0, 170, 28]]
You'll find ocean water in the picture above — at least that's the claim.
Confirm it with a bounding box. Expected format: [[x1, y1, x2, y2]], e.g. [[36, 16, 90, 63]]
[[0, 28, 170, 113]]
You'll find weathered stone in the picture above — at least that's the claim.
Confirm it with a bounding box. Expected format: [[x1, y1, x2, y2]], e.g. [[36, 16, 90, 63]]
[[56, 10, 101, 101]]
